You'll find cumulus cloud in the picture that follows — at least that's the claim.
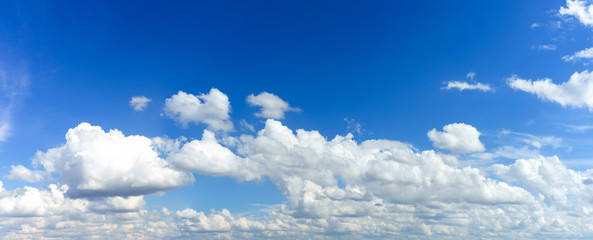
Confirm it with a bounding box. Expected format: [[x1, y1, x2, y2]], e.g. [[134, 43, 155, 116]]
[[129, 96, 151, 111], [428, 123, 486, 154], [31, 122, 193, 198], [6, 120, 593, 238], [442, 81, 492, 92], [164, 89, 233, 131], [562, 47, 593, 62], [560, 0, 593, 27], [508, 71, 593, 110], [247, 92, 300, 119]]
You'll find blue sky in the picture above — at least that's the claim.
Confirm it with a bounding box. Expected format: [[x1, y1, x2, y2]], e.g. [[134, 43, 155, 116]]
[[3, 0, 593, 238]]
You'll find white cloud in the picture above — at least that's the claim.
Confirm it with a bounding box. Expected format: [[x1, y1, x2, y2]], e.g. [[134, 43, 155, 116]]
[[7, 120, 593, 238], [247, 92, 300, 119], [442, 81, 492, 92], [7, 165, 48, 182], [167, 130, 259, 180], [129, 96, 151, 111], [537, 44, 557, 51], [428, 123, 486, 154], [531, 23, 540, 28], [466, 71, 476, 81], [31, 122, 194, 198], [560, 0, 593, 27], [164, 89, 233, 131], [565, 124, 593, 132], [0, 183, 86, 217], [562, 46, 593, 62], [508, 71, 593, 110]]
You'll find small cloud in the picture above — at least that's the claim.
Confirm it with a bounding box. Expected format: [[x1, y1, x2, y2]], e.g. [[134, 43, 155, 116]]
[[442, 81, 492, 92], [129, 96, 151, 111], [562, 47, 593, 63], [344, 117, 363, 135], [537, 44, 557, 51], [428, 123, 486, 154], [466, 72, 476, 81], [164, 89, 233, 131], [247, 92, 300, 119], [530, 23, 540, 28]]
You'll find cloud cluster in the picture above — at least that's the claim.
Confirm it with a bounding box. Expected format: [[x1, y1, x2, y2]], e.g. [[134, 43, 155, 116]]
[[247, 92, 300, 119], [508, 71, 593, 110], [164, 89, 233, 131], [4, 118, 593, 238]]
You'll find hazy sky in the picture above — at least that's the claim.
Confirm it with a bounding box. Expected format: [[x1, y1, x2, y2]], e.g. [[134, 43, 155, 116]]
[[3, 0, 593, 239]]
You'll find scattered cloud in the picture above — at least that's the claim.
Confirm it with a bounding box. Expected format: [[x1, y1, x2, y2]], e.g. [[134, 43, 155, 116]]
[[559, 0, 593, 27], [466, 71, 476, 81], [344, 117, 363, 134], [428, 123, 486, 154], [163, 89, 233, 131], [565, 124, 593, 132], [531, 23, 540, 28], [562, 46, 593, 62], [247, 92, 300, 119], [508, 71, 593, 110], [537, 44, 557, 51], [443, 81, 492, 92], [129, 96, 151, 111]]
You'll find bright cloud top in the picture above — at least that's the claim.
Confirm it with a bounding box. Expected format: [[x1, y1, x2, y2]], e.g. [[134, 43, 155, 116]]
[[508, 71, 593, 110], [19, 122, 193, 198], [560, 0, 593, 27], [8, 119, 593, 238], [129, 96, 151, 111], [247, 92, 300, 119], [428, 123, 486, 154], [164, 89, 233, 131]]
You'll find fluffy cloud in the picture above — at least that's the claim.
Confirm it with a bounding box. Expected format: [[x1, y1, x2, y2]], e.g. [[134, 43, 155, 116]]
[[129, 96, 151, 111], [164, 89, 233, 131], [508, 71, 593, 110], [247, 92, 300, 119], [168, 120, 529, 220], [560, 0, 593, 27], [5, 120, 593, 238], [428, 123, 486, 154], [442, 81, 492, 92], [7, 165, 48, 182], [30, 122, 193, 198]]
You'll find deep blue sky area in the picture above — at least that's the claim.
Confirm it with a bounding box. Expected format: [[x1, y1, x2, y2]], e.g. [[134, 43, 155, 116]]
[[2, 1, 593, 239]]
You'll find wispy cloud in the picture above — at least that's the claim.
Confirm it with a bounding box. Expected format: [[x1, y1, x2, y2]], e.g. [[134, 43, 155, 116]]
[[443, 72, 493, 92]]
